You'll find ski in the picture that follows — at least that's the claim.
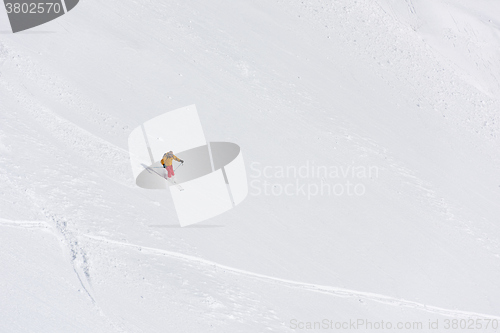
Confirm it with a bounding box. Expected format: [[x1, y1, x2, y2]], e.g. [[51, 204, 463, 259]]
[[146, 166, 184, 191], [165, 177, 184, 191]]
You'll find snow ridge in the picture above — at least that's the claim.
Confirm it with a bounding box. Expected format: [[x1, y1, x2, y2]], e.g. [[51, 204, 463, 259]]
[[85, 234, 500, 321]]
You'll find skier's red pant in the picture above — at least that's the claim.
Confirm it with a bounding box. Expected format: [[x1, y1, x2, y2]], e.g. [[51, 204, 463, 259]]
[[165, 165, 175, 178]]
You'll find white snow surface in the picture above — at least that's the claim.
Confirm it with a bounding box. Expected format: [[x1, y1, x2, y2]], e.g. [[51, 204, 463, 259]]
[[0, 0, 499, 332]]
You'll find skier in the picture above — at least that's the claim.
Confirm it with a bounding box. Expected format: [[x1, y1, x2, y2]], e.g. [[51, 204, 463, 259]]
[[161, 151, 184, 179]]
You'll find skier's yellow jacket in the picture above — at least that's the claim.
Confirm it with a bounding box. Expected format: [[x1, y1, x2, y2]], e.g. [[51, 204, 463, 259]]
[[161, 152, 181, 167]]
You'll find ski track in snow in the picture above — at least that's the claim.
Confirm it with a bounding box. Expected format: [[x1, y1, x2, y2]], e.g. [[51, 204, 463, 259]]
[[85, 234, 500, 321], [0, 41, 134, 188], [0, 217, 96, 302], [0, 218, 49, 230], [0, 218, 126, 331]]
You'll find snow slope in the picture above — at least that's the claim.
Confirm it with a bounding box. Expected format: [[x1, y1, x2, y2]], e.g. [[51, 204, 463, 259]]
[[1, 0, 499, 331]]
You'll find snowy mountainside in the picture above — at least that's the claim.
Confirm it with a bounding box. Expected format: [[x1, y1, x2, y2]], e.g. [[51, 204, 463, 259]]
[[0, 0, 499, 332]]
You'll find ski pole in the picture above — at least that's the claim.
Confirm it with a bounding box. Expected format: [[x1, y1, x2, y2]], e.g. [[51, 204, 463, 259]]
[[174, 162, 184, 171]]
